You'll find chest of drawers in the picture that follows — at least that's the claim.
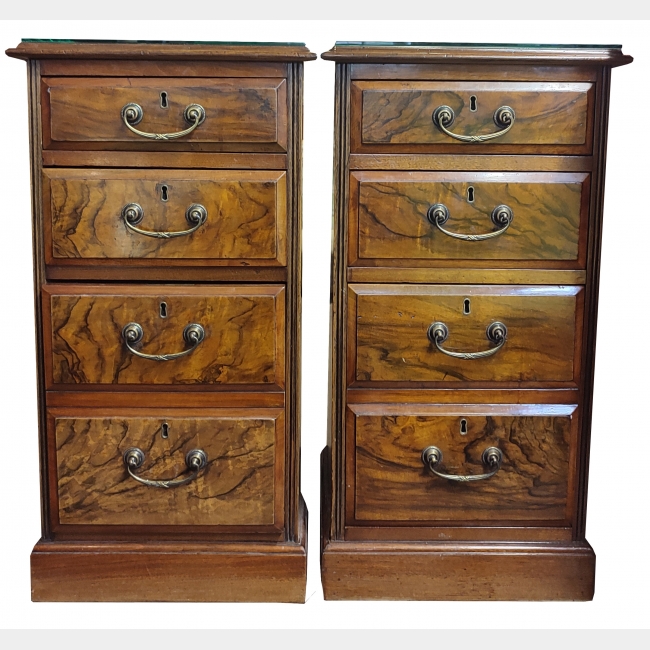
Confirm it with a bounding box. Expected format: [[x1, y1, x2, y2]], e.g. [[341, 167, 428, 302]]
[[320, 42, 632, 600], [7, 39, 315, 602]]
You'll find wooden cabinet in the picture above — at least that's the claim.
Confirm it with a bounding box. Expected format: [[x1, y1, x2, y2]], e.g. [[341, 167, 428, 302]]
[[321, 42, 632, 600], [7, 39, 315, 602]]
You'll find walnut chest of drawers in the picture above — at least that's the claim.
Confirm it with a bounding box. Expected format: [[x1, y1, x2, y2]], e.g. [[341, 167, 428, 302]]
[[320, 42, 632, 600], [7, 39, 316, 602]]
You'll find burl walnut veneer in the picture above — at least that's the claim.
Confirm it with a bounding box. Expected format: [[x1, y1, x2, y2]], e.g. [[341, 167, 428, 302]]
[[320, 42, 632, 600], [7, 39, 316, 602]]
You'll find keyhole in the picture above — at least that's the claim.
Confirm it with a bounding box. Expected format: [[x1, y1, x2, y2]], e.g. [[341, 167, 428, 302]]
[[463, 298, 471, 315], [460, 419, 468, 435], [467, 186, 474, 203], [161, 422, 169, 439], [160, 302, 167, 318], [470, 95, 477, 112], [160, 92, 168, 108], [161, 185, 168, 202]]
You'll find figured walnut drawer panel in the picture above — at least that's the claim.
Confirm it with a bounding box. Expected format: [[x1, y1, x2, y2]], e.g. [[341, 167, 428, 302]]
[[349, 403, 576, 524], [352, 81, 594, 154], [43, 285, 285, 389], [50, 408, 284, 528], [350, 171, 589, 265], [42, 77, 287, 152], [349, 284, 583, 385], [44, 169, 286, 267]]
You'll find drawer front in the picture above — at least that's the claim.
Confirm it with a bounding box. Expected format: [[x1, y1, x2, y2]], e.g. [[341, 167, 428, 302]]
[[51, 408, 283, 528], [350, 284, 582, 385], [45, 169, 286, 266], [351, 171, 589, 265], [44, 285, 285, 389], [43, 77, 287, 151], [353, 81, 593, 152], [350, 404, 576, 523]]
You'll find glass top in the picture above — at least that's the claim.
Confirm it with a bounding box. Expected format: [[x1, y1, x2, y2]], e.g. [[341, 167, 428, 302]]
[[22, 39, 306, 46], [334, 41, 622, 49]]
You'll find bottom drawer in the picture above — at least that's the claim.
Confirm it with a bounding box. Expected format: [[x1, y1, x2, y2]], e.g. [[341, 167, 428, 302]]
[[49, 408, 284, 529], [350, 403, 577, 524]]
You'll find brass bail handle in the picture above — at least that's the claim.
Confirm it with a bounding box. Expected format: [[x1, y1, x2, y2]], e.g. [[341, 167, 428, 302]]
[[432, 105, 515, 143], [428, 321, 507, 360], [122, 322, 205, 362], [427, 203, 513, 241], [123, 447, 208, 489], [121, 102, 206, 140], [422, 445, 503, 482], [122, 203, 208, 239]]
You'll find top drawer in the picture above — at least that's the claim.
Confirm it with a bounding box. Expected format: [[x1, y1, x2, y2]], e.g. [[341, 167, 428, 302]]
[[352, 81, 594, 155], [42, 77, 287, 152]]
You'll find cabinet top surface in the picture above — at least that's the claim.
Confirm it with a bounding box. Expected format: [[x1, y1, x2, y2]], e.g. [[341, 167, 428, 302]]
[[6, 39, 317, 61], [321, 41, 632, 66]]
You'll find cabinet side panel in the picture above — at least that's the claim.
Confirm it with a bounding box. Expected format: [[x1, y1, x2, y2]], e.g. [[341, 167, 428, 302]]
[[575, 66, 611, 540]]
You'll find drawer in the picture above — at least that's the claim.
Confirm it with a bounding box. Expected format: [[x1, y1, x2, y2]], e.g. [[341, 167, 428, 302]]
[[352, 81, 594, 154], [50, 408, 283, 528], [43, 285, 285, 389], [350, 171, 589, 265], [42, 77, 287, 152], [44, 169, 286, 267], [349, 284, 582, 385], [349, 403, 576, 524]]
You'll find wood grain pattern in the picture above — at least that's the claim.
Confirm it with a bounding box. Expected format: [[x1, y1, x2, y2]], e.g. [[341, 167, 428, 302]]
[[350, 284, 582, 384], [44, 169, 286, 266], [351, 404, 575, 523], [350, 171, 588, 264], [321, 540, 595, 600], [54, 410, 282, 526], [353, 81, 594, 154], [44, 285, 285, 389], [43, 77, 287, 152]]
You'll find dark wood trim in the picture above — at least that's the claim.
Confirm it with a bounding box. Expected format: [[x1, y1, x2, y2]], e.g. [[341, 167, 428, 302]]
[[321, 540, 595, 600], [349, 63, 600, 82], [575, 66, 611, 540], [321, 44, 632, 67], [42, 151, 288, 170], [7, 42, 317, 62], [38, 59, 289, 77]]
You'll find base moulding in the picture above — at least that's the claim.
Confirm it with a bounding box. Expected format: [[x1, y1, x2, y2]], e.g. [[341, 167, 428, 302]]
[[321, 538, 595, 601], [31, 500, 308, 602]]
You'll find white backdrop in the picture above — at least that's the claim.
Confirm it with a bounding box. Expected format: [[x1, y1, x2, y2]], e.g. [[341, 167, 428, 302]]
[[0, 19, 647, 629]]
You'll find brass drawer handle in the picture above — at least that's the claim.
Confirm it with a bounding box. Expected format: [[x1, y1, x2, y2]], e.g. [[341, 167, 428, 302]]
[[427, 204, 513, 241], [122, 322, 205, 362], [122, 203, 208, 239], [428, 321, 507, 360], [121, 102, 206, 140], [432, 105, 515, 143], [123, 447, 207, 489], [422, 445, 503, 482]]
